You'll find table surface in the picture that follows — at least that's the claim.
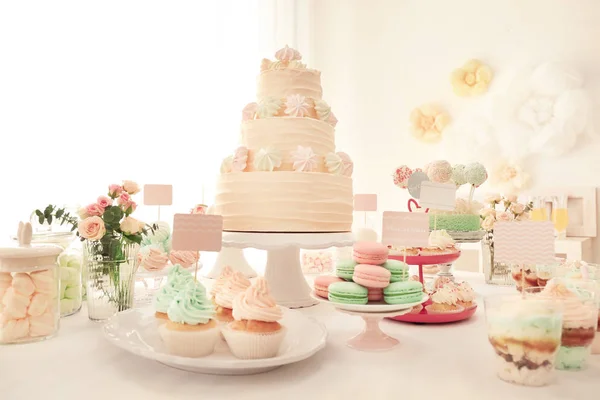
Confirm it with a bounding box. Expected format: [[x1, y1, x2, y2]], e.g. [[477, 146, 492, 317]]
[[1, 272, 599, 400]]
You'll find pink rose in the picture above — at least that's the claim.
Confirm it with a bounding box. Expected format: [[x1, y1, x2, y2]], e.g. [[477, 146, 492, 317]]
[[118, 192, 131, 206], [85, 203, 104, 217], [484, 193, 501, 205], [97, 196, 113, 209], [122, 180, 140, 195], [78, 216, 106, 240], [506, 194, 518, 203], [510, 203, 525, 215], [108, 184, 123, 198], [126, 201, 137, 214], [496, 211, 512, 222], [481, 215, 496, 231]]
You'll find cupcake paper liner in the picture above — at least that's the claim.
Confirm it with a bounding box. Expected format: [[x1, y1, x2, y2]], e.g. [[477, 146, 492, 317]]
[[221, 325, 286, 360], [158, 323, 219, 358]]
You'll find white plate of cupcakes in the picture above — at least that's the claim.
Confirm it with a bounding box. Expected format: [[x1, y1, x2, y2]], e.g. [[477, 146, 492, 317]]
[[103, 267, 327, 375]]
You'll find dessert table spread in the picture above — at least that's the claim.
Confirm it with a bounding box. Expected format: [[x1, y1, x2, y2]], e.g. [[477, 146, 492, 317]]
[[1, 272, 598, 400]]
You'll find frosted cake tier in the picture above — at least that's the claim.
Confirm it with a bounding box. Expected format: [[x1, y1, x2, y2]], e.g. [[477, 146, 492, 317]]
[[257, 69, 323, 100], [214, 172, 353, 233]]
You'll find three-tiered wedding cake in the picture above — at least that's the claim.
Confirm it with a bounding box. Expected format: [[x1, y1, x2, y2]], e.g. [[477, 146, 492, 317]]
[[214, 46, 354, 232]]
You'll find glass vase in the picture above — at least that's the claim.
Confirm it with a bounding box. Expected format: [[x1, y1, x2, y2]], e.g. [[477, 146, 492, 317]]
[[481, 235, 514, 286], [83, 237, 140, 322]]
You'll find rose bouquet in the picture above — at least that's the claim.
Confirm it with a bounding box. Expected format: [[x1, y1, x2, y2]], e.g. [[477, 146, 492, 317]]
[[35, 181, 157, 320], [480, 194, 533, 285]]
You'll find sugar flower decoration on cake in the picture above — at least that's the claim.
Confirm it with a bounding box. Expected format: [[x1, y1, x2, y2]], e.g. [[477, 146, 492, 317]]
[[231, 146, 248, 172], [426, 160, 452, 183], [253, 147, 282, 172], [256, 96, 283, 119], [489, 159, 530, 195], [491, 62, 593, 157], [337, 152, 353, 177], [314, 99, 331, 121], [409, 104, 451, 143], [291, 145, 318, 172], [275, 45, 302, 62], [392, 165, 413, 188], [450, 59, 493, 97], [285, 94, 311, 118], [220, 155, 233, 174], [241, 102, 258, 121]]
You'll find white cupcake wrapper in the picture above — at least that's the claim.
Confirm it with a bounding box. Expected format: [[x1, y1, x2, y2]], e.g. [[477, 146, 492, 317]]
[[158, 324, 219, 358], [221, 325, 286, 360]]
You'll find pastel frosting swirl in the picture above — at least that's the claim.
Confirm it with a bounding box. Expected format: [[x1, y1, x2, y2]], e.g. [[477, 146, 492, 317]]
[[138, 246, 169, 271], [153, 266, 193, 313], [167, 282, 215, 325], [210, 265, 233, 298], [428, 230, 455, 250], [539, 280, 597, 328], [431, 285, 459, 305], [232, 278, 283, 322], [215, 271, 251, 308], [169, 250, 200, 268]]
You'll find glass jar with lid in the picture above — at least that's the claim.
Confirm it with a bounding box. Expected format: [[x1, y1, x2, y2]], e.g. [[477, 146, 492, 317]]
[[1, 223, 63, 344]]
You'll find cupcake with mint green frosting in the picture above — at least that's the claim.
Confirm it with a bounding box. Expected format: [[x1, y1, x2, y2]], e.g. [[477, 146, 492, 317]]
[[158, 281, 219, 358], [153, 264, 193, 322]]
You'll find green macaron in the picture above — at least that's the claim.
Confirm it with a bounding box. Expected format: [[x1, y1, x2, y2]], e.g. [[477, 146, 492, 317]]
[[382, 260, 410, 283], [383, 281, 424, 305], [335, 259, 358, 281], [328, 282, 368, 305]]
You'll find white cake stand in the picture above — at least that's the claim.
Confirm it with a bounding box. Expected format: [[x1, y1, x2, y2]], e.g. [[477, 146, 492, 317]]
[[203, 247, 257, 279], [222, 232, 353, 308]]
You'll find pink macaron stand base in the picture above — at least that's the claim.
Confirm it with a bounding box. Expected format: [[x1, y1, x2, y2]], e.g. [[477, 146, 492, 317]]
[[341, 309, 412, 351]]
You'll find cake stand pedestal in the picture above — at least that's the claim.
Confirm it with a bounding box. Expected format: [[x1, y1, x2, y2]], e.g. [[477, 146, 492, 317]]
[[222, 232, 353, 308], [340, 309, 411, 351], [203, 247, 257, 279]]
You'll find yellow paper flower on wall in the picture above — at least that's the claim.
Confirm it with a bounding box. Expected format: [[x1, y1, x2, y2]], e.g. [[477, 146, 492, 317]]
[[409, 104, 451, 143], [451, 59, 493, 97]]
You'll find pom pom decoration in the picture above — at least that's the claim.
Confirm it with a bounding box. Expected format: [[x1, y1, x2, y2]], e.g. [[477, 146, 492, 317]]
[[451, 164, 467, 186], [426, 160, 452, 183], [464, 162, 488, 187], [392, 165, 413, 188]]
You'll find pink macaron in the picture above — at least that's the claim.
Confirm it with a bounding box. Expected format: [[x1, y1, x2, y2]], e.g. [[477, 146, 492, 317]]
[[353, 242, 389, 265], [352, 264, 391, 289], [367, 288, 383, 302], [314, 275, 344, 299]]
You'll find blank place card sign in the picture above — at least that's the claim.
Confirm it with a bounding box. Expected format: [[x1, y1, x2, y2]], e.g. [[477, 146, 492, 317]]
[[381, 211, 429, 248], [419, 181, 456, 211], [494, 221, 555, 265], [143, 184, 173, 206], [354, 194, 377, 211], [171, 214, 223, 252]]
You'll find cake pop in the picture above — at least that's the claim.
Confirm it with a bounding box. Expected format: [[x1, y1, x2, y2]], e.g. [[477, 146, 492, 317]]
[[392, 165, 413, 188], [426, 160, 452, 183], [452, 164, 467, 186], [464, 162, 488, 187]]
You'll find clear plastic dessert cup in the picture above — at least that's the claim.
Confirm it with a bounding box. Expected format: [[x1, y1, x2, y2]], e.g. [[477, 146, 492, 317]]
[[524, 280, 598, 371], [484, 294, 562, 387]]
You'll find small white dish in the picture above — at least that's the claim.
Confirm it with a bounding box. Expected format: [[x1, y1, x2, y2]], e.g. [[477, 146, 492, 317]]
[[311, 293, 428, 313], [102, 306, 327, 375]]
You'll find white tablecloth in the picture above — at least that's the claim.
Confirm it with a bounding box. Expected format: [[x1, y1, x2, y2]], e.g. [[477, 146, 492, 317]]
[[1, 272, 598, 400]]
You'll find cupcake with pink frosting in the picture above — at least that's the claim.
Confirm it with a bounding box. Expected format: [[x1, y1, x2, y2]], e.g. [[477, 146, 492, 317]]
[[222, 278, 285, 359], [214, 271, 251, 323], [138, 246, 169, 272], [210, 265, 233, 301], [169, 250, 200, 268]]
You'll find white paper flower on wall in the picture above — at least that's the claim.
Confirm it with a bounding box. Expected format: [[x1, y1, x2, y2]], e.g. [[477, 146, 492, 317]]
[[489, 159, 530, 195], [491, 62, 592, 157]]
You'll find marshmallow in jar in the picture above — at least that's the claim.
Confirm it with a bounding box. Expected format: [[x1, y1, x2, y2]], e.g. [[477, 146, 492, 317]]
[[0, 223, 62, 344]]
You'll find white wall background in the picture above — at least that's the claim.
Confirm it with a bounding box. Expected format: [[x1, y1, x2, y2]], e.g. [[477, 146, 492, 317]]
[[311, 0, 600, 261]]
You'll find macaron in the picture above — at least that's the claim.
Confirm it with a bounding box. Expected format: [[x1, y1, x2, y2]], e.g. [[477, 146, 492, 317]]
[[353, 242, 389, 265], [314, 275, 344, 299], [335, 259, 357, 280], [383, 281, 424, 305], [367, 288, 383, 302], [352, 264, 391, 288], [382, 260, 410, 282], [328, 282, 368, 305]]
